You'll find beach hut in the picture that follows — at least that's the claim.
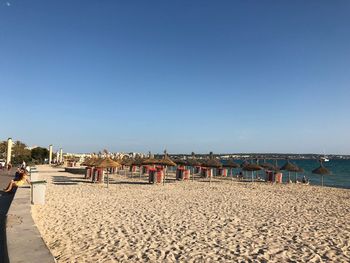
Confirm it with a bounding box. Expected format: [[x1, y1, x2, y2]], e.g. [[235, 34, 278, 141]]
[[312, 162, 330, 187], [96, 157, 121, 188]]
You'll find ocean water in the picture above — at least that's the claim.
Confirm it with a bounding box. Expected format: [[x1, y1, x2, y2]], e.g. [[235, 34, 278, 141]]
[[225, 159, 350, 189], [290, 159, 350, 189]]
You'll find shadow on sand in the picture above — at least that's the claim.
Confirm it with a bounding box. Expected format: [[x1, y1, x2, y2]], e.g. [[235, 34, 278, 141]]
[[52, 175, 89, 186]]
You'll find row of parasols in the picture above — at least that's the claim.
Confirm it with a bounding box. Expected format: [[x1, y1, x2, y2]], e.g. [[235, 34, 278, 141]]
[[81, 152, 331, 187]]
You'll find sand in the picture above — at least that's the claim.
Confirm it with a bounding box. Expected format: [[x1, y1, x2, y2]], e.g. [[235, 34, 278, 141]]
[[31, 166, 350, 262]]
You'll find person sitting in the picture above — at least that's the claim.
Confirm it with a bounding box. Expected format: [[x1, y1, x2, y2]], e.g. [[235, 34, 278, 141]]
[[3, 168, 30, 193], [302, 175, 310, 185]]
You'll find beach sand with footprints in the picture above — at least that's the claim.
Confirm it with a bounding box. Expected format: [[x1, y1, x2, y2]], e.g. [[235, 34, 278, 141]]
[[32, 165, 350, 262]]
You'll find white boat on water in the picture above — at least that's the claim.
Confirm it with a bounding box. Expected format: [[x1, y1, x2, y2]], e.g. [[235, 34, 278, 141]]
[[321, 156, 330, 162]]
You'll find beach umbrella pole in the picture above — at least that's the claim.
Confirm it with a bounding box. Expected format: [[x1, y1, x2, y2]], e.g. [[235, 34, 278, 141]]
[[163, 166, 167, 185]]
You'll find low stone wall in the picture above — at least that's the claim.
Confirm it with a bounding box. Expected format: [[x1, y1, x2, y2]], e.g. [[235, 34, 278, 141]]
[[6, 186, 56, 263]]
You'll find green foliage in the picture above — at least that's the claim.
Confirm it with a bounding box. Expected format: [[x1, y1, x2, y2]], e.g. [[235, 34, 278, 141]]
[[0, 141, 6, 159], [12, 140, 31, 158], [31, 147, 49, 163]]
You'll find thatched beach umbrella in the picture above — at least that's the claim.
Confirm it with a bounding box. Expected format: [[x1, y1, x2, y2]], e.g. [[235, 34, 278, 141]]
[[142, 157, 159, 165], [131, 157, 145, 178], [240, 160, 249, 168], [96, 157, 121, 188], [312, 163, 330, 186], [158, 151, 176, 185], [223, 159, 240, 168], [242, 163, 263, 182], [187, 158, 201, 167], [201, 152, 222, 184], [90, 158, 102, 167], [157, 155, 176, 167], [222, 159, 240, 178], [173, 158, 188, 166], [186, 152, 202, 181], [280, 160, 300, 183], [81, 158, 93, 166], [132, 158, 145, 166], [119, 157, 132, 176], [201, 158, 222, 168], [260, 160, 275, 170]]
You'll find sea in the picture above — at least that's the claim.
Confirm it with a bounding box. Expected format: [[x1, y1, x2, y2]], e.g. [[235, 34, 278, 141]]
[[226, 159, 350, 189]]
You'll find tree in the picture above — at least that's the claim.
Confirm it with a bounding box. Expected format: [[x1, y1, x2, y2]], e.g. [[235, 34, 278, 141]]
[[0, 141, 6, 159], [31, 147, 49, 164], [10, 140, 31, 165]]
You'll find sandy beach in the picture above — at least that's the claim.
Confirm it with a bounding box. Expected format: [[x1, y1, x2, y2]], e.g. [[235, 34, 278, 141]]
[[31, 166, 350, 262]]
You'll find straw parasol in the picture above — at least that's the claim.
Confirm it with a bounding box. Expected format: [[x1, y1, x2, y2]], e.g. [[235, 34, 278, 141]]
[[131, 157, 145, 179], [81, 158, 93, 166], [89, 158, 102, 167], [96, 157, 121, 168], [312, 162, 330, 186], [119, 157, 132, 166], [186, 152, 201, 181], [96, 157, 121, 188], [222, 159, 240, 168], [223, 159, 240, 178], [142, 157, 160, 165], [260, 161, 275, 170], [187, 158, 201, 167], [201, 158, 222, 168], [157, 154, 176, 167], [280, 161, 300, 172], [242, 162, 263, 182], [158, 150, 176, 185], [240, 160, 249, 168], [242, 163, 262, 171], [280, 160, 300, 183], [132, 158, 145, 166], [173, 158, 188, 166], [201, 152, 222, 184]]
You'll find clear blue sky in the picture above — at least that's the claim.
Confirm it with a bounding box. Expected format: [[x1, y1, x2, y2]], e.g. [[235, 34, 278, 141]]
[[1, 1, 349, 154]]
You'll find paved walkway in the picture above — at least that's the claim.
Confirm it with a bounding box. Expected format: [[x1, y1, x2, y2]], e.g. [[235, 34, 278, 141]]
[[0, 168, 16, 263]]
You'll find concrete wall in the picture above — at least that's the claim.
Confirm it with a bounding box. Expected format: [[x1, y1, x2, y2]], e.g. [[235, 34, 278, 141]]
[[6, 187, 56, 263]]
